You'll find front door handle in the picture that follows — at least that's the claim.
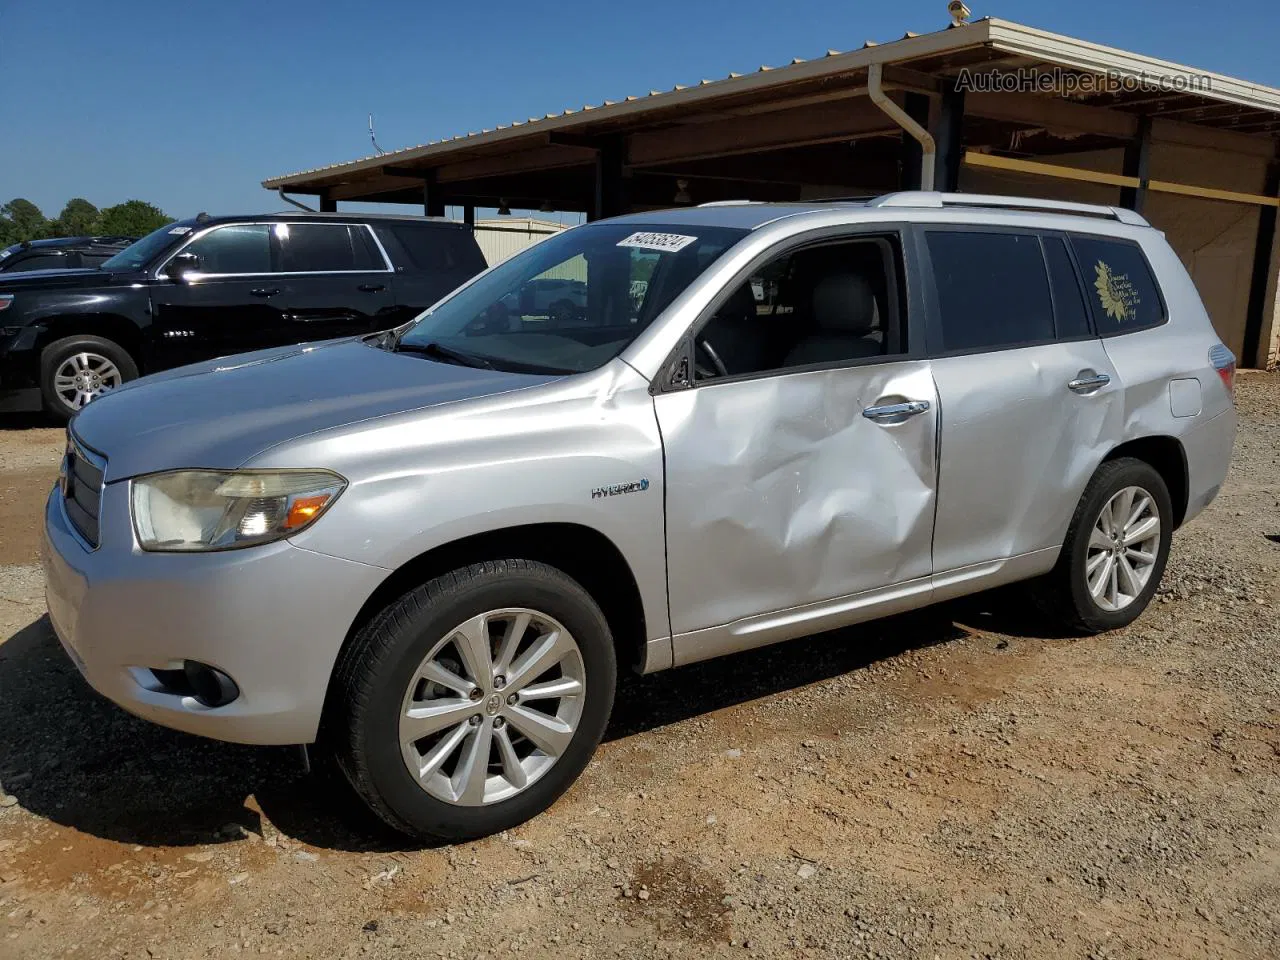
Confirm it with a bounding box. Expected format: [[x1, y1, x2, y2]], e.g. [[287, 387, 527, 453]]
[[1068, 373, 1111, 394], [357, 283, 386, 293], [250, 287, 281, 298], [862, 399, 931, 422]]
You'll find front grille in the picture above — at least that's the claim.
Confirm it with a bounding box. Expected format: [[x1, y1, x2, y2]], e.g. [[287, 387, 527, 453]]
[[62, 433, 105, 548]]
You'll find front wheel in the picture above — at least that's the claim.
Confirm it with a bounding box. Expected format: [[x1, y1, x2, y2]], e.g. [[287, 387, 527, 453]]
[[324, 560, 616, 842], [39, 335, 138, 422], [1030, 457, 1173, 633]]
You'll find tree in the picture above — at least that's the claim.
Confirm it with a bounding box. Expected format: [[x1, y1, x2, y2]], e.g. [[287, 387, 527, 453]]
[[0, 199, 50, 246], [95, 200, 172, 238], [50, 198, 100, 238]]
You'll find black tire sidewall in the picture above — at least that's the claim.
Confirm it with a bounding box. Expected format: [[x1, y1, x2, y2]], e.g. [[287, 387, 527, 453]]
[[349, 566, 616, 841], [1066, 459, 1173, 631], [38, 335, 139, 420]]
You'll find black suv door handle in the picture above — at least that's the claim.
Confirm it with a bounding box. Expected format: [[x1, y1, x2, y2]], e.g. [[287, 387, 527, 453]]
[[250, 287, 281, 298], [357, 283, 386, 293]]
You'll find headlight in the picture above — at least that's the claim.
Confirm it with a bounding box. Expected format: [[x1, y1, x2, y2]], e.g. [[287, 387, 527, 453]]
[[130, 469, 346, 552]]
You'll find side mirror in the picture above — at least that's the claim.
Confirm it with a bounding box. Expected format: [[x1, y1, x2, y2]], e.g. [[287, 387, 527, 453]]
[[164, 252, 199, 281]]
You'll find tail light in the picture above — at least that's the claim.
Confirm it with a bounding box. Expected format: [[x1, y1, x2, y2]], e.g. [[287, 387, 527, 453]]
[[1208, 343, 1235, 401]]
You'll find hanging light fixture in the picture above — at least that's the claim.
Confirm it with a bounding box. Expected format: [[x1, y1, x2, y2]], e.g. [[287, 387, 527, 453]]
[[497, 199, 512, 216], [539, 199, 555, 213], [673, 179, 692, 204]]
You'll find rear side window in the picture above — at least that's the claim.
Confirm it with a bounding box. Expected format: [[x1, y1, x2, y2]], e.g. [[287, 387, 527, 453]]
[[1069, 236, 1165, 334], [390, 226, 483, 273], [925, 231, 1054, 352], [1, 253, 68, 272], [1042, 236, 1092, 339], [273, 223, 384, 272]]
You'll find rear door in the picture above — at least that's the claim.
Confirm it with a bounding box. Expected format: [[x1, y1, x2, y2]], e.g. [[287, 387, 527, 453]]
[[148, 223, 286, 368], [919, 226, 1122, 577], [270, 222, 397, 339]]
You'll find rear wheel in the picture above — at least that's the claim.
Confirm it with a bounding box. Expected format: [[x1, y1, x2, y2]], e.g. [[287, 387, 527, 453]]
[[1031, 457, 1173, 633], [323, 560, 616, 842], [39, 335, 138, 421]]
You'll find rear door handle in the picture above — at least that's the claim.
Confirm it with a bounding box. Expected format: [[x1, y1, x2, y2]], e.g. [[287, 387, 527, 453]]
[[357, 283, 386, 293], [250, 287, 280, 298], [862, 399, 931, 422], [1068, 373, 1111, 393]]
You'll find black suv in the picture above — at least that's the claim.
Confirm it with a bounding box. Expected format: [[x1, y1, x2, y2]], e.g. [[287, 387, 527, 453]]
[[0, 236, 137, 273], [0, 213, 487, 420]]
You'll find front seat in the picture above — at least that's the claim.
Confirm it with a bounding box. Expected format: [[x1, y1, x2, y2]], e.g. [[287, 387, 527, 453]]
[[783, 272, 883, 367]]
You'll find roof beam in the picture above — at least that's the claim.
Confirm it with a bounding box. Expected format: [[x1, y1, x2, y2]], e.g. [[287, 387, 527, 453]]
[[434, 144, 599, 183], [965, 91, 1138, 139]]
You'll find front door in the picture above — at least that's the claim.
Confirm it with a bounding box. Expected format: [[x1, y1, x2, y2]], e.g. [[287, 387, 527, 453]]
[[147, 223, 285, 369], [653, 230, 938, 643]]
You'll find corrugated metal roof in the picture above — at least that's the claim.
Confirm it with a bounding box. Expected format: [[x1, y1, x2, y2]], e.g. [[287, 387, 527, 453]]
[[263, 18, 1280, 190]]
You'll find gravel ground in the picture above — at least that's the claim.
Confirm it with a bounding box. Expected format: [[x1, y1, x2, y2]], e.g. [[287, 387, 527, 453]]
[[0, 375, 1277, 960]]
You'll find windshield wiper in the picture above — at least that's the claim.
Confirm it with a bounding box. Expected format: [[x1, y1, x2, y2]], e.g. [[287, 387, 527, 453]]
[[394, 340, 495, 370]]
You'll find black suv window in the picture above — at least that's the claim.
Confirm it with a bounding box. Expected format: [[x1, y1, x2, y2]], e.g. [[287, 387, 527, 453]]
[[273, 223, 384, 273], [1069, 235, 1165, 334], [926, 231, 1054, 352], [1, 252, 69, 272], [183, 224, 271, 274], [390, 225, 485, 273]]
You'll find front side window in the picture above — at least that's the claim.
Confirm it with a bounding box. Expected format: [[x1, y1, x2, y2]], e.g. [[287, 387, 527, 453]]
[[397, 222, 746, 374], [926, 231, 1054, 352], [273, 223, 384, 272], [691, 236, 904, 382], [183, 224, 272, 275], [1069, 235, 1165, 334]]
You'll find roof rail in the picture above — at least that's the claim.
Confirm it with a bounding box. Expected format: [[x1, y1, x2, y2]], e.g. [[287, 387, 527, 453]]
[[868, 191, 1150, 227]]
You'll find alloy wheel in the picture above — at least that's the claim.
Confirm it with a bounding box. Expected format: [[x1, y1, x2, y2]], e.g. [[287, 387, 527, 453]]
[[398, 608, 586, 806], [53, 352, 123, 410], [1085, 485, 1161, 612]]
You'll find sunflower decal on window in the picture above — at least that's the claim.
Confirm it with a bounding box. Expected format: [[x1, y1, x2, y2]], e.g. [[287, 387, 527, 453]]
[[1094, 260, 1140, 323]]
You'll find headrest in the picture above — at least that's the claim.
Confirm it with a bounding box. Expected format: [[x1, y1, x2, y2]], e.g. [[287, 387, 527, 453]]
[[811, 272, 879, 335], [716, 282, 759, 323]]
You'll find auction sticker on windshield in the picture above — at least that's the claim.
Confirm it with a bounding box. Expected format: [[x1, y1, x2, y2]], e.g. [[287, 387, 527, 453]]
[[617, 232, 697, 253]]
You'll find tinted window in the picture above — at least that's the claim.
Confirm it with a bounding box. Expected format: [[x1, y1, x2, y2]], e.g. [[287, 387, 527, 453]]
[[184, 224, 271, 274], [1069, 236, 1165, 333], [1042, 236, 1092, 339], [274, 223, 382, 272], [390, 225, 484, 273], [693, 237, 903, 381], [2, 253, 68, 272], [926, 231, 1053, 352]]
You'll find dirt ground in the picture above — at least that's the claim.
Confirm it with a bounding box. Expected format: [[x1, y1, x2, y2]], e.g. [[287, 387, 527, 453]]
[[0, 376, 1277, 960]]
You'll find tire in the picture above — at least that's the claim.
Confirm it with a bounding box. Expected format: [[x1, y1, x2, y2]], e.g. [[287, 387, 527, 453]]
[[39, 335, 139, 422], [1030, 457, 1173, 633], [323, 560, 617, 842]]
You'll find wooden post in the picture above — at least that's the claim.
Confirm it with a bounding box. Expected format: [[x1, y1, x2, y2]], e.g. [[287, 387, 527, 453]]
[[934, 87, 965, 193], [463, 204, 475, 228], [1242, 161, 1279, 368], [592, 137, 626, 222], [1119, 116, 1153, 213], [423, 170, 445, 218], [318, 192, 337, 213], [900, 92, 932, 191]]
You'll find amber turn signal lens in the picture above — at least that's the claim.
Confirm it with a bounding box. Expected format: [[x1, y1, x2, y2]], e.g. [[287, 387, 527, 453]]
[[284, 494, 333, 530]]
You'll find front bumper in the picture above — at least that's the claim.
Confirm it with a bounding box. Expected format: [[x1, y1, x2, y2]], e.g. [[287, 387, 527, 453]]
[[42, 482, 388, 745]]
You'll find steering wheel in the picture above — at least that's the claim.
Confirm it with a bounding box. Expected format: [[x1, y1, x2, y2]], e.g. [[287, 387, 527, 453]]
[[694, 337, 729, 379]]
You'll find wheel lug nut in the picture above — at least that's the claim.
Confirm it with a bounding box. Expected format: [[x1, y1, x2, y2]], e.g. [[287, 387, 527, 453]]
[[492, 716, 505, 729], [468, 688, 483, 701], [469, 714, 482, 726], [493, 675, 506, 690], [506, 693, 518, 706]]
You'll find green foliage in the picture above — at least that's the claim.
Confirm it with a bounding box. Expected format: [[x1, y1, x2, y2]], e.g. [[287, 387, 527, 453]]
[[50, 198, 100, 238], [95, 200, 172, 238], [0, 199, 50, 246]]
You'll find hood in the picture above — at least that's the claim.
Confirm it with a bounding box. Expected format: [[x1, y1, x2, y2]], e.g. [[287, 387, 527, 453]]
[[0, 267, 132, 290], [71, 338, 559, 481]]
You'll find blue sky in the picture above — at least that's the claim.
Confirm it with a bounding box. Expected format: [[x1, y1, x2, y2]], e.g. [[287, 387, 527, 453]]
[[2, 0, 1277, 222]]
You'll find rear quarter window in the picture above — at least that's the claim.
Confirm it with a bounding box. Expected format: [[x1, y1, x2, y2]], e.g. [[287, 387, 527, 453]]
[[386, 225, 485, 274], [1069, 235, 1165, 334]]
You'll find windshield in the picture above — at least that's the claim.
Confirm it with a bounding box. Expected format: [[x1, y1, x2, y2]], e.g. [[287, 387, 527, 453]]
[[100, 222, 189, 272], [398, 222, 747, 374]]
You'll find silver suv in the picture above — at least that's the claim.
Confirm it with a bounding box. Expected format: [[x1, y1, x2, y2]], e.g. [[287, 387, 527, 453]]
[[43, 193, 1237, 841]]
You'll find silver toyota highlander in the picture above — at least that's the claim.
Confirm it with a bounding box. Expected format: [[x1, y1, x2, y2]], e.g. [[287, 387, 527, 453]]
[[42, 192, 1237, 841]]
